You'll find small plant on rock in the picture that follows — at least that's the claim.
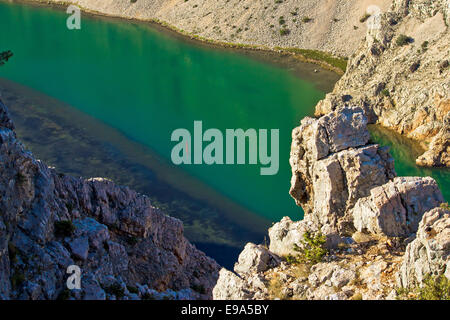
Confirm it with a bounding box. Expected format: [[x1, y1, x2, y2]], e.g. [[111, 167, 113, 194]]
[[359, 13, 371, 23], [279, 28, 290, 36], [396, 274, 450, 300], [294, 231, 328, 265], [396, 34, 413, 46]]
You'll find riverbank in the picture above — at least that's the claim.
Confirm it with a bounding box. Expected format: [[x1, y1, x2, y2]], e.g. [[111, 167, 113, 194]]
[[14, 0, 351, 74]]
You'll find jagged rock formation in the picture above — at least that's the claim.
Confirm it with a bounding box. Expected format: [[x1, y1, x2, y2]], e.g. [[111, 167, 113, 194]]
[[289, 107, 396, 241], [0, 100, 219, 300], [32, 0, 391, 56], [213, 107, 447, 300], [352, 177, 444, 237], [398, 206, 450, 288], [315, 0, 450, 167]]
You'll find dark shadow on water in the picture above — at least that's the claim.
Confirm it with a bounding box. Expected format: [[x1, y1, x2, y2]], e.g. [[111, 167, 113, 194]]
[[0, 78, 269, 265], [194, 243, 246, 270]]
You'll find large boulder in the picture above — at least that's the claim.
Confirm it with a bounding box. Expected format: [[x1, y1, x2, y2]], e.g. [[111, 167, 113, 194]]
[[398, 207, 450, 288], [268, 217, 311, 257], [234, 243, 280, 276], [352, 177, 444, 237]]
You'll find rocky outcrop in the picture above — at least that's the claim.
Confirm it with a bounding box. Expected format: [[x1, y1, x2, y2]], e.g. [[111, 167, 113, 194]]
[[213, 105, 447, 300], [289, 107, 396, 240], [0, 100, 219, 300], [352, 177, 444, 237], [398, 206, 450, 288], [315, 0, 450, 167]]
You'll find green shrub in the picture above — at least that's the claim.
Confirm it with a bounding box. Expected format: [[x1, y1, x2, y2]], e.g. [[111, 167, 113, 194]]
[[359, 13, 371, 23], [279, 28, 290, 36], [302, 17, 312, 23], [396, 34, 413, 46], [417, 274, 450, 300], [280, 48, 348, 72], [421, 41, 429, 51], [292, 231, 328, 265], [397, 274, 450, 300], [54, 220, 75, 237], [278, 16, 286, 25], [381, 89, 390, 97]]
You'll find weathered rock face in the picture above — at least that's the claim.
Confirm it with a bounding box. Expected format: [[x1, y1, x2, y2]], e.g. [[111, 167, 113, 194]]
[[214, 103, 446, 300], [234, 243, 280, 276], [398, 206, 450, 288], [352, 177, 444, 237], [289, 107, 396, 238], [0, 100, 219, 300], [315, 0, 450, 167]]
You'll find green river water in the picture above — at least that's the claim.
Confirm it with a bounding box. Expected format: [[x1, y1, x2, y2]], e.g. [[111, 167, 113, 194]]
[[0, 1, 448, 267]]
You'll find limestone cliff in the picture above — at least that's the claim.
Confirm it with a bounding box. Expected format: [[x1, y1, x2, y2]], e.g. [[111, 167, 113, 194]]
[[315, 0, 450, 167], [0, 100, 219, 300], [213, 107, 448, 300]]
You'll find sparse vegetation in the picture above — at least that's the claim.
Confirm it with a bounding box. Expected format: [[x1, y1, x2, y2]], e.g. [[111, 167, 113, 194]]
[[294, 231, 328, 265], [279, 28, 290, 36], [280, 48, 348, 73], [278, 16, 285, 25], [397, 274, 450, 300], [284, 232, 328, 266], [267, 273, 288, 299], [421, 41, 429, 52], [381, 89, 390, 97], [302, 16, 312, 23], [440, 202, 450, 210], [359, 13, 371, 23], [54, 220, 75, 237], [396, 34, 413, 46]]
